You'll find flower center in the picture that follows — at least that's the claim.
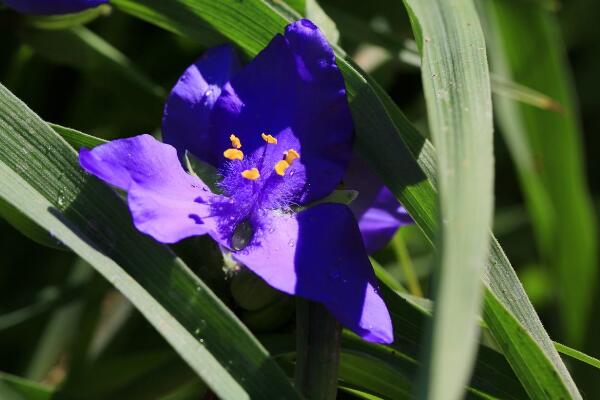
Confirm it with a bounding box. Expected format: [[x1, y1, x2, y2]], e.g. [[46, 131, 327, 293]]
[[222, 133, 300, 180], [214, 133, 304, 250]]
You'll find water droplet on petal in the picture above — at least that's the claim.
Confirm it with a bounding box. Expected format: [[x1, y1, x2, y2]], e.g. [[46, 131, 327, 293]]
[[231, 220, 254, 251], [287, 239, 295, 247]]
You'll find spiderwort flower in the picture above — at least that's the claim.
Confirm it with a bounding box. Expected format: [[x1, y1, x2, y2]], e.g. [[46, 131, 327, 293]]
[[80, 19, 401, 343], [345, 156, 412, 254], [2, 0, 107, 15]]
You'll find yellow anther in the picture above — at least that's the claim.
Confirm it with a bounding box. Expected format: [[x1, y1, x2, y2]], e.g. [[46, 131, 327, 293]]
[[241, 168, 260, 180], [229, 134, 242, 149], [284, 149, 300, 164], [261, 133, 278, 144], [274, 160, 290, 176], [224, 148, 244, 161]]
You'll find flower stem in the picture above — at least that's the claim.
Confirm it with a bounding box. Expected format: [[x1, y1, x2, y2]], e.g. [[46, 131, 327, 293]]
[[392, 230, 423, 297], [294, 299, 341, 400]]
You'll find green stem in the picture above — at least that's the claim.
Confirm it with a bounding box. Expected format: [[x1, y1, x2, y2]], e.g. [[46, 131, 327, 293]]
[[392, 230, 423, 297], [294, 299, 341, 400]]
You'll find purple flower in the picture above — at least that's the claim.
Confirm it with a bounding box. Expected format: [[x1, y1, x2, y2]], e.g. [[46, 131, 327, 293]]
[[79, 19, 404, 344], [345, 156, 413, 254], [3, 0, 107, 14]]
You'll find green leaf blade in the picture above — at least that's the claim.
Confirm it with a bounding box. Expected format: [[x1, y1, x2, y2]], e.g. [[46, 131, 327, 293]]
[[399, 1, 494, 398]]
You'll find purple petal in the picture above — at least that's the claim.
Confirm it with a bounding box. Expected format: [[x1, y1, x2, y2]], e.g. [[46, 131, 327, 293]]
[[229, 203, 393, 344], [211, 19, 354, 204], [3, 0, 107, 14], [79, 134, 222, 243], [345, 155, 413, 254], [162, 45, 241, 164]]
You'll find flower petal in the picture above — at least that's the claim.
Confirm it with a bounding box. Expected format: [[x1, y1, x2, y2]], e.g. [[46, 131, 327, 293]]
[[346, 155, 413, 253], [211, 19, 354, 204], [79, 134, 222, 243], [3, 0, 107, 14], [162, 45, 241, 164], [229, 203, 393, 344]]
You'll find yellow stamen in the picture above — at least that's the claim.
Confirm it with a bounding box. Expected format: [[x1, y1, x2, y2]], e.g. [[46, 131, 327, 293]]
[[284, 149, 300, 164], [229, 134, 242, 149], [241, 168, 260, 180], [261, 133, 278, 144], [274, 160, 290, 176], [224, 148, 244, 161]]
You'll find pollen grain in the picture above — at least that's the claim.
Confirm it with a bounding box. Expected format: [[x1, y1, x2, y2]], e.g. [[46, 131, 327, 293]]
[[241, 168, 260, 180], [224, 148, 244, 161], [261, 133, 278, 144], [229, 134, 242, 149], [274, 160, 290, 176], [284, 149, 300, 164]]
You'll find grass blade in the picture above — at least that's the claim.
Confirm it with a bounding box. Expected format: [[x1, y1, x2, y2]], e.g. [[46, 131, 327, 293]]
[[398, 2, 494, 398], [0, 372, 53, 400]]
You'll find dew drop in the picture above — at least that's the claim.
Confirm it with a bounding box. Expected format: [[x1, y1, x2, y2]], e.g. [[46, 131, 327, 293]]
[[56, 189, 67, 207], [287, 239, 295, 247], [231, 220, 254, 251]]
